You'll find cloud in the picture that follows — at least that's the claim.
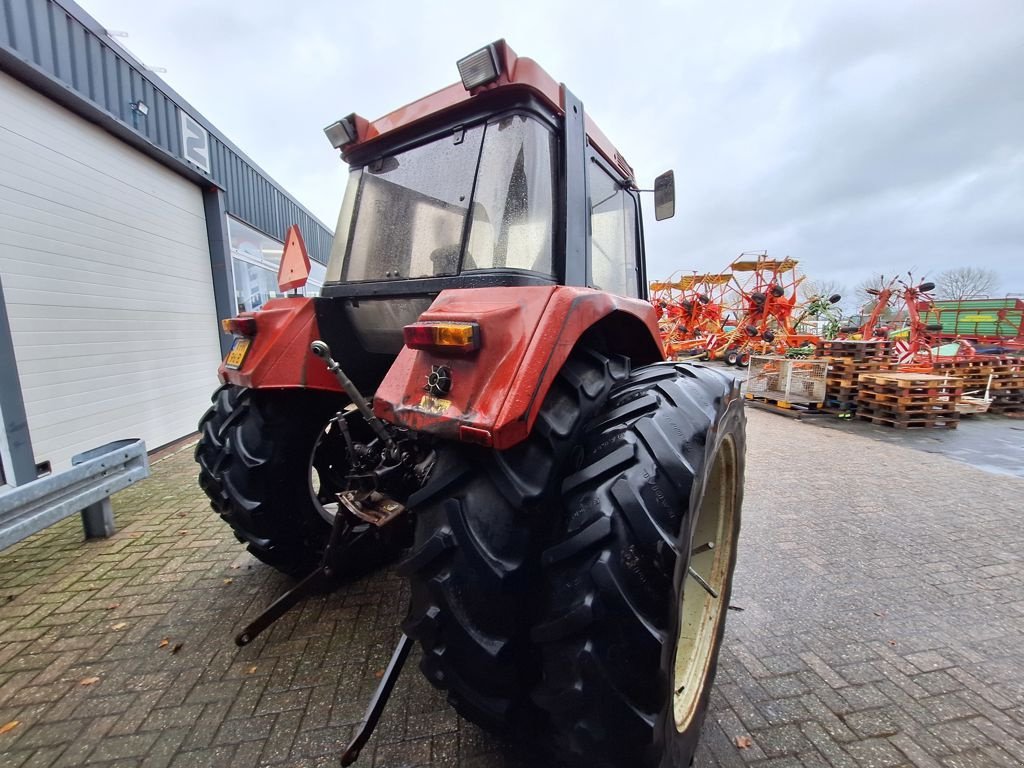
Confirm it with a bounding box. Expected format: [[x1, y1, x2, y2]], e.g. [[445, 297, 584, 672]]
[[82, 0, 1024, 294]]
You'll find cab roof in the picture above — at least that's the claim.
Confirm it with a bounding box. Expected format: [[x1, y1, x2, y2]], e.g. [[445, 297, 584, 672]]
[[340, 40, 635, 183]]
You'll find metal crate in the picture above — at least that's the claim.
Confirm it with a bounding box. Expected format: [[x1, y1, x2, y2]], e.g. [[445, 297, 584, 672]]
[[743, 355, 828, 404]]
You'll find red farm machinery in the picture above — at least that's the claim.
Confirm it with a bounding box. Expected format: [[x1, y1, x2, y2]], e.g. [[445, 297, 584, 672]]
[[196, 41, 746, 767], [653, 252, 841, 365], [650, 271, 731, 359]]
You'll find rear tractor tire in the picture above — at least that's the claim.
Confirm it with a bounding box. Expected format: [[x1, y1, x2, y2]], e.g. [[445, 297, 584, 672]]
[[533, 363, 745, 767], [195, 385, 402, 578], [400, 345, 629, 733]]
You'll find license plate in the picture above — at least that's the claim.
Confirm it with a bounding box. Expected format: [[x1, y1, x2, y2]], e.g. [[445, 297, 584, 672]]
[[224, 337, 251, 369]]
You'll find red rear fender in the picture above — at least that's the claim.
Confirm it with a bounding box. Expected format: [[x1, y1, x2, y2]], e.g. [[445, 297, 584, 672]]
[[373, 286, 663, 449], [218, 298, 343, 392]]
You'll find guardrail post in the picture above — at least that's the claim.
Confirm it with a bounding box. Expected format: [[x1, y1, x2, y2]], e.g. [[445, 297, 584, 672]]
[[1, 439, 147, 551], [70, 443, 129, 540], [81, 498, 116, 538]]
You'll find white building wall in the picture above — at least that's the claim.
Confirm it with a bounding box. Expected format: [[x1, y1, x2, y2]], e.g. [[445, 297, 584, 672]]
[[0, 71, 222, 471]]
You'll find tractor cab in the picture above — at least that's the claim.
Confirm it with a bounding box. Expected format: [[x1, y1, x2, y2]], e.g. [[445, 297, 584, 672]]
[[314, 41, 669, 357]]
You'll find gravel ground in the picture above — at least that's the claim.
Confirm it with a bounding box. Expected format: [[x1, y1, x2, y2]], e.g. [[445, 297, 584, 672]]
[[0, 408, 1021, 767]]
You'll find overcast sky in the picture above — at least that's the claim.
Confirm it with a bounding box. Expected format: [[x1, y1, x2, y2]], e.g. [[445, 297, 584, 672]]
[[82, 0, 1024, 296]]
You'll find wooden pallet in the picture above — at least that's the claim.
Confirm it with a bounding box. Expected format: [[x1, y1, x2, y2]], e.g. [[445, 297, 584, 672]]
[[931, 361, 1020, 373], [928, 361, 1022, 392], [744, 399, 828, 419], [860, 387, 962, 399], [855, 371, 964, 428], [825, 362, 891, 401], [744, 393, 823, 411], [857, 391, 958, 405], [825, 391, 857, 403], [825, 356, 892, 368], [857, 404, 958, 418], [859, 372, 962, 388], [990, 404, 1024, 415], [987, 378, 1024, 390], [816, 341, 892, 361], [856, 413, 959, 429], [823, 398, 857, 412]]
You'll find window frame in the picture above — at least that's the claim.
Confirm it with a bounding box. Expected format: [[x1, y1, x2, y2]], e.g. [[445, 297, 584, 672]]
[[585, 151, 644, 298], [341, 124, 486, 283], [328, 105, 562, 286], [461, 112, 560, 278]]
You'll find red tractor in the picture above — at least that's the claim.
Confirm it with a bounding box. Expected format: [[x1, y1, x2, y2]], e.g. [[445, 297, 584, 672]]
[[195, 41, 745, 768]]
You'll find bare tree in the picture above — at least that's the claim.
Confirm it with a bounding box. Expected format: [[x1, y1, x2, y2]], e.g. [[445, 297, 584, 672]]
[[802, 278, 851, 319], [936, 267, 999, 300], [855, 276, 896, 321], [801, 278, 845, 303]]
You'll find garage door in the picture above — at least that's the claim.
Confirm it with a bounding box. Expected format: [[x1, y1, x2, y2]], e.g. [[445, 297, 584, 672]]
[[0, 71, 222, 472]]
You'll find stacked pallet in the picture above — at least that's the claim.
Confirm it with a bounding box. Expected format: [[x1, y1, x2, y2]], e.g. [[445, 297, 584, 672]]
[[987, 364, 1024, 415], [816, 339, 893, 361], [856, 372, 963, 429], [823, 359, 895, 414], [816, 340, 894, 415], [929, 357, 1006, 390], [929, 356, 1024, 415]]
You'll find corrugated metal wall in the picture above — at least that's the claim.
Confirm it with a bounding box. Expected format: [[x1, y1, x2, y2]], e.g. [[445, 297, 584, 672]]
[[0, 0, 333, 263]]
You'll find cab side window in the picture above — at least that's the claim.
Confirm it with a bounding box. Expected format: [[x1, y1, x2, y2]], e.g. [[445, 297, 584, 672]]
[[588, 162, 639, 297]]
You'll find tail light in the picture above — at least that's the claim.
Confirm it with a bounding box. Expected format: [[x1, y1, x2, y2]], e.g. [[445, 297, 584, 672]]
[[403, 321, 479, 353], [221, 316, 257, 336]]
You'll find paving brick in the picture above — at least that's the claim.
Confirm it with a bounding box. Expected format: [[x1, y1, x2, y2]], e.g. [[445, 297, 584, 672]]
[[22, 747, 67, 768], [845, 708, 902, 739], [844, 737, 907, 767], [0, 414, 1019, 768], [138, 703, 205, 732], [85, 732, 160, 763], [756, 724, 813, 758], [139, 727, 190, 768]]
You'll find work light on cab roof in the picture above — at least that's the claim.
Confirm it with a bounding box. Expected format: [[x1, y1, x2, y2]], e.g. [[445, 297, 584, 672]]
[[322, 42, 506, 152], [456, 43, 502, 89]]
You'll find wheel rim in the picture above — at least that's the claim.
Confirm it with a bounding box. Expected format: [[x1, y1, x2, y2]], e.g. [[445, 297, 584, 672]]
[[309, 415, 350, 524], [672, 435, 738, 733]]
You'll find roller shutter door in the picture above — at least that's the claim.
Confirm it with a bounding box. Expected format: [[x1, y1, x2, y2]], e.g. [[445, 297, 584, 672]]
[[0, 71, 222, 471]]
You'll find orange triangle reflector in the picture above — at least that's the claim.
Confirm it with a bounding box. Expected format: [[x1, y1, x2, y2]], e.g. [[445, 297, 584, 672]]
[[277, 224, 311, 292]]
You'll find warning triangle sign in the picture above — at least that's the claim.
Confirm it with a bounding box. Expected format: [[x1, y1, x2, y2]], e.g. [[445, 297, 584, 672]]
[[278, 224, 311, 292]]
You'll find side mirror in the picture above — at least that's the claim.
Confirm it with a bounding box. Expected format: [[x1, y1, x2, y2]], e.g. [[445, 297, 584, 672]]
[[653, 170, 675, 221]]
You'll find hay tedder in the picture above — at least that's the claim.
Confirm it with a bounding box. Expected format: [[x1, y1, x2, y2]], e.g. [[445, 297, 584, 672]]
[[841, 275, 950, 364], [653, 252, 839, 365], [196, 41, 746, 767], [650, 272, 731, 358]]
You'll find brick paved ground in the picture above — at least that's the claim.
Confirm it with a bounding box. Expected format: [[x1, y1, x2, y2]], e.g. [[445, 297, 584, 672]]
[[0, 409, 1021, 767]]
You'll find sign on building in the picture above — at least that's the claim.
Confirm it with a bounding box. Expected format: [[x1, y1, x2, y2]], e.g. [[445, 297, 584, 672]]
[[179, 111, 211, 174]]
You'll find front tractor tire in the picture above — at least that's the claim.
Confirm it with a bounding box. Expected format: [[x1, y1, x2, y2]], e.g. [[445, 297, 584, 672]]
[[195, 385, 399, 579], [400, 346, 629, 733], [533, 363, 745, 767]]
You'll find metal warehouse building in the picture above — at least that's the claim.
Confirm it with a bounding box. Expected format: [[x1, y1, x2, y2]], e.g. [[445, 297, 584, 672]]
[[0, 0, 333, 484]]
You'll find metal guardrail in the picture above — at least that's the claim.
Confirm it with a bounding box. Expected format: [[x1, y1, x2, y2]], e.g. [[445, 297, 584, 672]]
[[0, 439, 149, 551]]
